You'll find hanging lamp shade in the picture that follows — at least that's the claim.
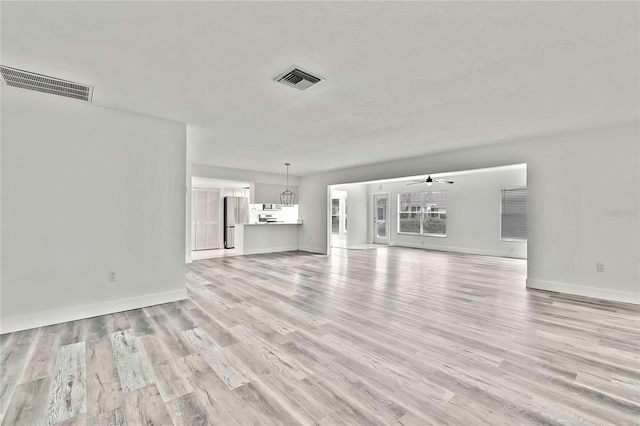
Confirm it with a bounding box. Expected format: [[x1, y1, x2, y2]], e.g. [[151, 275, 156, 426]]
[[280, 163, 296, 206], [280, 189, 296, 206]]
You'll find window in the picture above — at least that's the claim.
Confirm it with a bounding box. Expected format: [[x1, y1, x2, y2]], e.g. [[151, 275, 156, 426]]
[[423, 191, 447, 235], [501, 187, 527, 241], [398, 191, 447, 236], [398, 192, 421, 233], [344, 201, 348, 233], [331, 199, 340, 234]]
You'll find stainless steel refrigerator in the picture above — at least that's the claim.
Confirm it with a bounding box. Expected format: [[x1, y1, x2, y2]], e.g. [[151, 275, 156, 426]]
[[224, 196, 249, 248]]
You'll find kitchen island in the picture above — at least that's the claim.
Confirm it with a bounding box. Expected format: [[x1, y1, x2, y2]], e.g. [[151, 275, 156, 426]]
[[234, 221, 303, 255]]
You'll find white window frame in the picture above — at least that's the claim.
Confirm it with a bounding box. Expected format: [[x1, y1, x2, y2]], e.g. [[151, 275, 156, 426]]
[[397, 190, 447, 237]]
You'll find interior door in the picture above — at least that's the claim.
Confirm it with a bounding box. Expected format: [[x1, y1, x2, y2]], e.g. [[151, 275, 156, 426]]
[[193, 188, 220, 250], [373, 193, 389, 244]]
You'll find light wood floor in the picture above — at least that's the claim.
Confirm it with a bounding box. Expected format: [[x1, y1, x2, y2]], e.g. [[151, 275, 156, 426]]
[[1, 247, 639, 425]]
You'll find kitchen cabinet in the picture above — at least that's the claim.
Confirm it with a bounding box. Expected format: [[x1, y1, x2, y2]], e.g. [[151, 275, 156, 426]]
[[235, 222, 302, 255]]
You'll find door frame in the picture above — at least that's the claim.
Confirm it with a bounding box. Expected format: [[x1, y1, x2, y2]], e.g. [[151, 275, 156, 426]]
[[371, 192, 390, 245]]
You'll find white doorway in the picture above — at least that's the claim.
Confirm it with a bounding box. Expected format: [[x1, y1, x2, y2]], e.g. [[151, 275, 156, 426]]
[[189, 177, 250, 260], [372, 193, 389, 245], [330, 190, 348, 248]]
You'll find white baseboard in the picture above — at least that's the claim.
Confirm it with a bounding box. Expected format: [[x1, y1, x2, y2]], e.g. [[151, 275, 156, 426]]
[[526, 279, 639, 305], [242, 245, 299, 256], [298, 245, 327, 255], [392, 242, 527, 259], [0, 288, 189, 334]]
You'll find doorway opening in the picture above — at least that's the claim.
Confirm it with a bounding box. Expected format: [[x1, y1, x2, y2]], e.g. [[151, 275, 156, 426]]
[[326, 164, 527, 260], [330, 190, 348, 248], [190, 177, 250, 260]]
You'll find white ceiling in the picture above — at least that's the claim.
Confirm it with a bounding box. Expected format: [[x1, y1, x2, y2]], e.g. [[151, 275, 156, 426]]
[[357, 163, 527, 185], [2, 2, 638, 176]]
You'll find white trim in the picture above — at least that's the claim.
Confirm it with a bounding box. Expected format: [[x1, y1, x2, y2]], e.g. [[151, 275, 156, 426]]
[[242, 245, 299, 255], [0, 288, 188, 334], [392, 241, 526, 259], [526, 279, 639, 305], [397, 232, 447, 238]]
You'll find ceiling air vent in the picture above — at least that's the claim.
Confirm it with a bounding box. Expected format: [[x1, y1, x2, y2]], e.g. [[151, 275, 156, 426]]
[[0, 65, 94, 102], [274, 66, 323, 91]]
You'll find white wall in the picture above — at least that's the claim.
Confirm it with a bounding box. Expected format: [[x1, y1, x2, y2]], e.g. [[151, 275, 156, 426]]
[[1, 88, 188, 333], [332, 184, 369, 246], [298, 122, 640, 304], [253, 182, 299, 204], [191, 163, 300, 187], [365, 165, 527, 258]]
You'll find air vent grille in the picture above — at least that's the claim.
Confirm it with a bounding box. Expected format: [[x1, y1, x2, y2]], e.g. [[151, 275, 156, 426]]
[[0, 65, 93, 102], [275, 67, 323, 91]]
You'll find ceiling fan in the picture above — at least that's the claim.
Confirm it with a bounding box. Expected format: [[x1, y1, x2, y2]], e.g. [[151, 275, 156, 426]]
[[407, 175, 454, 186]]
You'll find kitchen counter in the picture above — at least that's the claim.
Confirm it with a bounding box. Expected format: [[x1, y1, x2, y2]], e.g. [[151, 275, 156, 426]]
[[234, 222, 301, 255], [244, 221, 303, 226]]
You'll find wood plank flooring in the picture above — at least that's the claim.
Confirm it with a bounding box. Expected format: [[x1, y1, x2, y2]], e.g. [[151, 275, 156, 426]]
[[1, 247, 639, 425]]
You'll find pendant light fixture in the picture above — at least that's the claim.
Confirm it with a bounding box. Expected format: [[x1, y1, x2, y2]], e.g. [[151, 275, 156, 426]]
[[280, 163, 296, 206]]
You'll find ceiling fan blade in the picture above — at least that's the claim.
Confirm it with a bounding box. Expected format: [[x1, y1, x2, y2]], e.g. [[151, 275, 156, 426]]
[[406, 181, 424, 185], [435, 179, 454, 184]]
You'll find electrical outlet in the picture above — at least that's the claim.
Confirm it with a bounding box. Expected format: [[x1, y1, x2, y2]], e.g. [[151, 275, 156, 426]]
[[108, 271, 118, 282], [596, 263, 605, 273]]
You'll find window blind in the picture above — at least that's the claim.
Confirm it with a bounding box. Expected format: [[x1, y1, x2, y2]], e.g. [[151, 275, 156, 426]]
[[501, 187, 527, 241]]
